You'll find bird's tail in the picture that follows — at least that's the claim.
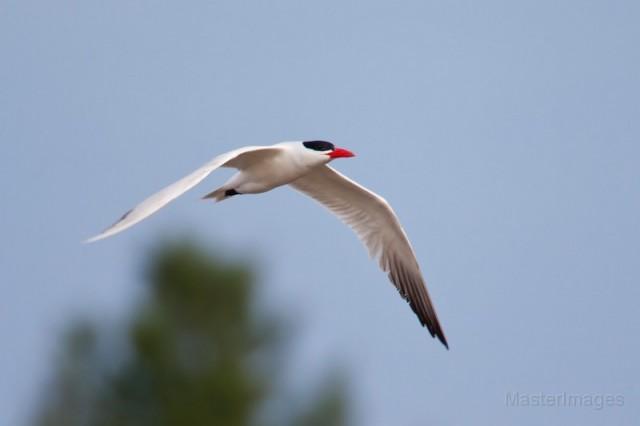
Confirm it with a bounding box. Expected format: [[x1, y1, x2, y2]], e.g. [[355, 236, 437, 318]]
[[201, 187, 228, 202]]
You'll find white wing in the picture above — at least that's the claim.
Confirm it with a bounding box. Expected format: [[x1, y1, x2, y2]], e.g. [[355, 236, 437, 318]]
[[86, 145, 282, 243], [290, 165, 448, 348]]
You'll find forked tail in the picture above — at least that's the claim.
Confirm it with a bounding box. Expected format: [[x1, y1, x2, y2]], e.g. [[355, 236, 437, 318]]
[[202, 187, 238, 202]]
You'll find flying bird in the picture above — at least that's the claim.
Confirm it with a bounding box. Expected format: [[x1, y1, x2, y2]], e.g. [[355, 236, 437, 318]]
[[87, 141, 448, 348]]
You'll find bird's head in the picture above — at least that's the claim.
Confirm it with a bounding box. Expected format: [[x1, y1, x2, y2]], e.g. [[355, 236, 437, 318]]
[[301, 140, 355, 162]]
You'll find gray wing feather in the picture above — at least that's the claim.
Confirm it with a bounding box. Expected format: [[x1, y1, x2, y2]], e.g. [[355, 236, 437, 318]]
[[290, 165, 448, 348]]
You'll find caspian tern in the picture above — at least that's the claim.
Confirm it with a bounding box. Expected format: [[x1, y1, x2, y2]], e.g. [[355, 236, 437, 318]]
[[87, 141, 448, 348]]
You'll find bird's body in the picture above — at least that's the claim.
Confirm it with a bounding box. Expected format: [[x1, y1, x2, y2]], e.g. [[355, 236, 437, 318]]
[[88, 141, 449, 348], [209, 143, 326, 198]]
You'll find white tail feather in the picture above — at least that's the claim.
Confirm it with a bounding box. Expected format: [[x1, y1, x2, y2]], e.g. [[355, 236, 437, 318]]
[[202, 188, 228, 202]]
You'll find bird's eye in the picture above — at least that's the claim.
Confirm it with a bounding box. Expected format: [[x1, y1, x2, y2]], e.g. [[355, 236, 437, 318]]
[[303, 140, 335, 152]]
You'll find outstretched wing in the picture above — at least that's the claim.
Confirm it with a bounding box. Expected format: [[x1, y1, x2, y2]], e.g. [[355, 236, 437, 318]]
[[86, 145, 282, 243], [290, 165, 448, 348]]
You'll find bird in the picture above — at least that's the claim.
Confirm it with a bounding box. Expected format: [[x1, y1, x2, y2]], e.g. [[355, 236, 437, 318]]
[[87, 140, 448, 348]]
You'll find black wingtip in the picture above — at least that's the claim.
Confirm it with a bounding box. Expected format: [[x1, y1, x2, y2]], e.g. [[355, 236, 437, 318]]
[[434, 326, 449, 350], [423, 317, 448, 350], [428, 326, 449, 350], [438, 335, 449, 350]]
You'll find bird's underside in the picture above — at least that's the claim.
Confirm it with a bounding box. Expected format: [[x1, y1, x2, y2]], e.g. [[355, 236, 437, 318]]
[[86, 142, 448, 348]]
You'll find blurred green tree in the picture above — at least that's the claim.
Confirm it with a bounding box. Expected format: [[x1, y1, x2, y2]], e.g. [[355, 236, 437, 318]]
[[34, 241, 350, 426]]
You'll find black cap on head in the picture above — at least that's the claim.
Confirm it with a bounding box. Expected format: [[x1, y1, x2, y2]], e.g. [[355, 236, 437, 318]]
[[302, 140, 335, 152]]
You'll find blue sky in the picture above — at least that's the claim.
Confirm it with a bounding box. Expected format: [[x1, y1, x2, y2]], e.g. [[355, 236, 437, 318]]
[[1, 1, 639, 425]]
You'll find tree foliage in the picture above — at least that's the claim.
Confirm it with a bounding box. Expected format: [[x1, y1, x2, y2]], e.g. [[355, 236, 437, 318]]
[[35, 241, 349, 426]]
